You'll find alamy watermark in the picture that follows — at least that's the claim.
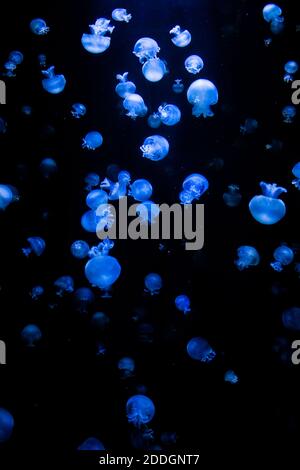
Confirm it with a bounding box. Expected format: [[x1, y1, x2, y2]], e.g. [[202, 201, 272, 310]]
[[0, 80, 6, 104], [291, 340, 300, 365], [0, 340, 6, 364], [291, 80, 300, 105]]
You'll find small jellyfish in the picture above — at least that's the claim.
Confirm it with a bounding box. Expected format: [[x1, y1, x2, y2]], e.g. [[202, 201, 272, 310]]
[[224, 370, 239, 384], [0, 184, 13, 210], [142, 58, 167, 83], [81, 18, 114, 54], [126, 395, 155, 426], [30, 18, 50, 35], [0, 409, 14, 443], [181, 173, 209, 203], [263, 4, 283, 23], [21, 105, 33, 116], [22, 237, 46, 257], [235, 246, 260, 271], [84, 173, 100, 191], [184, 55, 204, 74], [133, 38, 160, 64], [71, 103, 87, 119], [187, 79, 219, 118], [42, 66, 66, 94], [8, 51, 24, 65], [144, 273, 162, 295], [147, 113, 161, 129], [284, 61, 299, 82], [118, 357, 135, 378], [157, 104, 181, 126], [249, 182, 287, 225], [123, 94, 148, 119], [21, 324, 42, 347], [240, 118, 258, 135], [115, 72, 136, 98], [54, 276, 74, 296], [73, 287, 95, 314], [169, 25, 192, 47], [86, 189, 108, 210], [282, 105, 296, 123], [82, 131, 103, 150], [39, 158, 57, 178], [292, 162, 300, 189], [187, 337, 216, 363], [3, 61, 17, 77], [91, 312, 110, 330], [172, 79, 184, 94], [38, 54, 47, 68], [81, 210, 101, 233], [140, 135, 169, 161], [78, 437, 105, 450], [137, 201, 160, 224], [0, 117, 7, 134], [71, 240, 90, 259], [130, 179, 153, 202], [85, 255, 121, 295], [112, 8, 132, 23], [223, 185, 242, 207], [30, 285, 44, 300], [175, 295, 191, 314], [270, 245, 294, 272], [282, 307, 300, 331], [102, 170, 131, 201]]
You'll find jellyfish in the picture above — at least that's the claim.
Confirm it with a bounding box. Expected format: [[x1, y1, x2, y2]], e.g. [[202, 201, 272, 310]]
[[240, 118, 258, 135], [175, 295, 191, 314], [292, 162, 300, 189], [126, 395, 155, 426], [0, 184, 13, 210], [112, 8, 132, 23], [73, 287, 95, 314], [249, 182, 287, 225], [85, 255, 121, 295], [157, 104, 181, 126], [71, 103, 87, 119], [184, 55, 204, 74], [78, 437, 105, 450], [8, 51, 24, 65], [284, 61, 299, 82], [30, 18, 50, 35], [130, 179, 153, 202], [95, 204, 116, 233], [82, 131, 103, 150], [30, 285, 44, 301], [137, 201, 160, 224], [81, 18, 114, 54], [38, 54, 47, 68], [91, 312, 110, 330], [39, 158, 57, 178], [187, 79, 218, 118], [3, 61, 17, 77], [235, 246, 260, 271], [118, 357, 135, 378], [140, 135, 169, 161], [223, 185, 242, 207], [102, 170, 131, 200], [86, 189, 108, 210], [181, 173, 209, 203], [22, 237, 46, 257], [133, 38, 160, 64], [42, 66, 66, 94], [169, 25, 191, 47], [54, 276, 74, 296], [115, 72, 136, 98], [21, 324, 42, 347], [147, 113, 161, 129], [22, 105, 33, 116], [270, 16, 285, 34], [89, 240, 115, 258], [142, 58, 167, 83], [144, 273, 162, 295], [262, 4, 284, 33], [0, 409, 14, 443], [123, 94, 148, 119], [282, 307, 300, 331], [71, 240, 90, 259], [282, 105, 296, 123], [84, 173, 100, 191], [0, 117, 7, 134], [81, 210, 101, 233], [172, 79, 184, 94], [187, 337, 216, 363], [224, 370, 239, 384], [270, 245, 294, 272]]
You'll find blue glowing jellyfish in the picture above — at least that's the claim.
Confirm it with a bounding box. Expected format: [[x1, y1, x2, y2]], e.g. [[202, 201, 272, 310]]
[[170, 25, 191, 47], [140, 135, 169, 161], [240, 118, 258, 135], [142, 58, 167, 83], [263, 4, 282, 22], [133, 38, 160, 63], [175, 295, 191, 314], [86, 189, 108, 210], [118, 357, 135, 378], [172, 79, 184, 94], [249, 182, 287, 225], [157, 104, 181, 126], [91, 312, 110, 330], [0, 185, 13, 210], [112, 8, 132, 23], [71, 240, 90, 259], [126, 395, 155, 426], [0, 409, 14, 443], [235, 246, 260, 271], [22, 237, 46, 257], [4, 61, 17, 77], [102, 170, 131, 200], [115, 72, 136, 98], [0, 117, 7, 134], [147, 113, 161, 129], [21, 324, 42, 347], [84, 173, 100, 191], [224, 370, 239, 384], [223, 185, 242, 207], [40, 158, 57, 178], [292, 162, 300, 189], [130, 179, 153, 202], [187, 79, 218, 118], [78, 437, 105, 450], [30, 18, 50, 35], [42, 66, 66, 94], [71, 103, 87, 119], [123, 94, 148, 119], [9, 51, 24, 65], [270, 245, 294, 272], [137, 200, 160, 224], [54, 276, 74, 296], [282, 307, 300, 331], [82, 131, 103, 150], [284, 61, 299, 82], [30, 285, 44, 301], [144, 273, 162, 295], [185, 55, 204, 74], [282, 105, 296, 123], [74, 287, 95, 313], [81, 18, 114, 54], [181, 173, 209, 203], [38, 54, 47, 68], [81, 210, 101, 233], [85, 254, 121, 294], [187, 337, 216, 363], [22, 105, 33, 116]]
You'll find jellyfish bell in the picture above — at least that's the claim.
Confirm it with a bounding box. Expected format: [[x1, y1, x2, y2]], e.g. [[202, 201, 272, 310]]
[[78, 437, 105, 450], [175, 295, 191, 314], [158, 104, 181, 126], [0, 409, 15, 443], [126, 395, 155, 426], [292, 162, 300, 189], [71, 240, 90, 259], [147, 113, 161, 129], [115, 72, 136, 98], [142, 58, 167, 82], [42, 66, 66, 94], [140, 135, 169, 161], [85, 255, 121, 294], [270, 245, 294, 272], [284, 61, 299, 82], [22, 237, 46, 257], [0, 184, 13, 210], [170, 25, 191, 47], [182, 173, 209, 201], [118, 357, 135, 378], [30, 18, 50, 35], [84, 173, 100, 191], [137, 200, 160, 224], [54, 276, 74, 296], [184, 55, 204, 74], [39, 158, 57, 178], [249, 182, 287, 225], [74, 287, 95, 314], [123, 94, 148, 119], [86, 189, 108, 210], [187, 337, 216, 363], [130, 179, 153, 202], [82, 131, 103, 150], [262, 4, 283, 23], [9, 51, 24, 65], [71, 103, 87, 119], [133, 37, 160, 63], [282, 105, 296, 124], [172, 79, 184, 94], [81, 210, 101, 233], [223, 185, 242, 207], [187, 79, 218, 118], [235, 246, 260, 271], [144, 273, 162, 295], [21, 324, 42, 347], [282, 307, 300, 331], [112, 8, 132, 23], [81, 33, 111, 54]]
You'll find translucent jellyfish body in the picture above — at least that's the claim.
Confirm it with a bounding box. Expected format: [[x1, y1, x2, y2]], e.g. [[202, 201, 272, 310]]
[[22, 237, 46, 257], [112, 8, 132, 23], [249, 182, 287, 225], [115, 72, 136, 98], [284, 61, 299, 82], [42, 66, 66, 94], [170, 25, 191, 47], [22, 105, 33, 116], [262, 4, 284, 34], [118, 357, 135, 378], [235, 246, 260, 271], [78, 437, 105, 450], [91, 312, 110, 330], [40, 158, 57, 178], [282, 105, 296, 123], [0, 409, 14, 443], [9, 51, 24, 65], [224, 370, 239, 384], [270, 245, 294, 272], [86, 189, 108, 210], [187, 79, 218, 118], [71, 240, 90, 259], [240, 118, 258, 135], [84, 173, 100, 191], [54, 276, 74, 296], [142, 58, 167, 83], [292, 162, 300, 189], [81, 210, 101, 233], [175, 295, 191, 314], [85, 255, 121, 292], [38, 54, 47, 68], [187, 337, 216, 363], [185, 55, 204, 74], [147, 113, 161, 129], [123, 94, 148, 119], [140, 135, 169, 161], [137, 201, 160, 224], [30, 285, 44, 300], [21, 324, 42, 347], [104, 170, 131, 200], [133, 38, 160, 64], [180, 173, 209, 204], [157, 104, 181, 126], [82, 131, 103, 150], [130, 179, 153, 202], [71, 103, 87, 119], [30, 18, 50, 35], [223, 185, 242, 207], [172, 79, 184, 94], [0, 185, 13, 210], [74, 287, 95, 313], [4, 61, 17, 77], [144, 273, 162, 295], [282, 307, 300, 331], [81, 19, 114, 54], [126, 395, 155, 426]]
